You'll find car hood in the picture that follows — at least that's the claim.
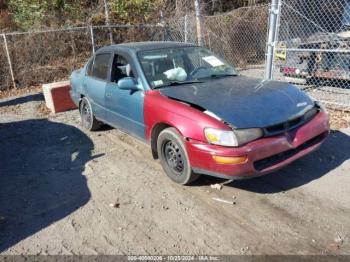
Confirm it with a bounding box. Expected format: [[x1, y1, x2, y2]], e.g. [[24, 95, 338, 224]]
[[159, 75, 314, 128]]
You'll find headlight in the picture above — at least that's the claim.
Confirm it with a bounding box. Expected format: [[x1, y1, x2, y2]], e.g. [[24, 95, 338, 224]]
[[204, 128, 263, 147], [204, 128, 238, 146], [234, 128, 264, 145]]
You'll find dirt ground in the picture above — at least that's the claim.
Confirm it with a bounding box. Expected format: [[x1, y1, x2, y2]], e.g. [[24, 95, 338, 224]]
[[0, 92, 350, 255]]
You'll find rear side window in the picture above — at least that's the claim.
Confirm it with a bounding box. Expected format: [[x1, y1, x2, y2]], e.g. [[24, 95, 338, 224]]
[[88, 53, 111, 81]]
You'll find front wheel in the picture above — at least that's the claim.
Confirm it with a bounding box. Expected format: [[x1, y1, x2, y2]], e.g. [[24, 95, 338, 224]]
[[157, 128, 199, 185]]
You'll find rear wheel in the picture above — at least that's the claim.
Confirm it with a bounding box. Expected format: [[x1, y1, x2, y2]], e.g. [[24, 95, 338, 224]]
[[157, 127, 199, 185], [79, 97, 101, 131]]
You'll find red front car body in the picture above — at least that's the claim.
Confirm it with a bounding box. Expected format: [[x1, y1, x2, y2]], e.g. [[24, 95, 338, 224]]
[[144, 90, 330, 180]]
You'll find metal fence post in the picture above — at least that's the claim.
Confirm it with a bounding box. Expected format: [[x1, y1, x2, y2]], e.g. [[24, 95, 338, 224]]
[[103, 0, 113, 44], [89, 25, 95, 54], [2, 34, 16, 89], [194, 0, 204, 46], [265, 0, 281, 80], [184, 14, 188, 42], [159, 11, 167, 41]]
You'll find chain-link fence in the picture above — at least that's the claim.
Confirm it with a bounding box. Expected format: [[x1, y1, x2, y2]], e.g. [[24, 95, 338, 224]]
[[163, 15, 198, 43], [92, 24, 166, 50], [4, 27, 92, 89], [273, 0, 350, 108], [202, 5, 269, 71], [165, 4, 269, 72], [0, 24, 166, 90]]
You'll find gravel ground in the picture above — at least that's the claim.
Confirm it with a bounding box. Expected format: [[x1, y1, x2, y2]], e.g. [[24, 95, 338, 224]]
[[0, 92, 350, 255]]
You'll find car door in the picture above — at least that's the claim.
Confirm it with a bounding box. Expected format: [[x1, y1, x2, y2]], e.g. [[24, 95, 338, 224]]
[[83, 52, 112, 121], [105, 52, 145, 139]]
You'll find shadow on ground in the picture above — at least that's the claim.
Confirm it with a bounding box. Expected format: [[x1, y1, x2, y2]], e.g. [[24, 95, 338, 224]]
[[0, 93, 44, 108], [193, 130, 350, 193], [0, 119, 96, 252]]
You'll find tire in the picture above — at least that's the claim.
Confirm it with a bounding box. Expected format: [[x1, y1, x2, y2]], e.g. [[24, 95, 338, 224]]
[[79, 97, 101, 131], [157, 127, 199, 185]]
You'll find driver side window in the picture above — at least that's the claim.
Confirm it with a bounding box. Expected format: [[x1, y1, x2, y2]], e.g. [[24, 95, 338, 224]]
[[111, 54, 134, 83]]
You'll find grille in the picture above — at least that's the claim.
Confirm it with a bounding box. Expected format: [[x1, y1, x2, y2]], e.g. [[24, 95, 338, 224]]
[[253, 131, 328, 172], [264, 107, 319, 136]]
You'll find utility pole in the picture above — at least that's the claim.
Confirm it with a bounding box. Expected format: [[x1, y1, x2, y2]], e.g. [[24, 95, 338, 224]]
[[194, 0, 204, 46], [103, 0, 113, 44]]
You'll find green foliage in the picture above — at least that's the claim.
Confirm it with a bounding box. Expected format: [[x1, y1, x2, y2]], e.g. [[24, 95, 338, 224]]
[[109, 0, 164, 24], [7, 0, 164, 30], [8, 0, 46, 30], [7, 0, 84, 30], [2, 0, 270, 31]]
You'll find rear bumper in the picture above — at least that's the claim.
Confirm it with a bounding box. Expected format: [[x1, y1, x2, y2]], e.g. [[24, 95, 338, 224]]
[[186, 112, 330, 179], [69, 89, 80, 107]]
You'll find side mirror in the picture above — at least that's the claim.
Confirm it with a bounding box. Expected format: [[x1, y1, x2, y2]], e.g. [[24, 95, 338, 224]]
[[117, 77, 139, 91]]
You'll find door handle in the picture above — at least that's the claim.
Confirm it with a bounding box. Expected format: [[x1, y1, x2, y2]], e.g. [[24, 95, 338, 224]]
[[106, 93, 112, 98]]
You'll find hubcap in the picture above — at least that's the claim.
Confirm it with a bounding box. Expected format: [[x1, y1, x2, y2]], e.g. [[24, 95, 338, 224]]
[[81, 102, 91, 127], [163, 140, 184, 175]]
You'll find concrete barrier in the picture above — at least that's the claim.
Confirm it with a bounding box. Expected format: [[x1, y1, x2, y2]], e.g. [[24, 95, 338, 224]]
[[43, 81, 77, 114]]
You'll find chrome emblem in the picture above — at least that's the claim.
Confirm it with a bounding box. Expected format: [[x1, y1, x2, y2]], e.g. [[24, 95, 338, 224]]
[[297, 102, 307, 107]]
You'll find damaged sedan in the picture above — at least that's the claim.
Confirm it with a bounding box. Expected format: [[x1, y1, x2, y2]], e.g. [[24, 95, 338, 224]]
[[70, 41, 330, 185]]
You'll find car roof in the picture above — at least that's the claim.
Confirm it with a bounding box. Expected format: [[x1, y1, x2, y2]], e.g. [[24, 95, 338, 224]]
[[96, 41, 198, 53]]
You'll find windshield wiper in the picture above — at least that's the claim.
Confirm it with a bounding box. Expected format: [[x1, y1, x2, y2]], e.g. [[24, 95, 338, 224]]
[[201, 73, 238, 79], [153, 80, 203, 89]]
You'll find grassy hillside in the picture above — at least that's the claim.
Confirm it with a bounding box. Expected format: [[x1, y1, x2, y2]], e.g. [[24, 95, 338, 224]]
[[0, 0, 270, 32]]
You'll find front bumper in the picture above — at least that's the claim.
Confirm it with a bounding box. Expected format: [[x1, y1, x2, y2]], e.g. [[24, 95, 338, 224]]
[[186, 111, 330, 179]]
